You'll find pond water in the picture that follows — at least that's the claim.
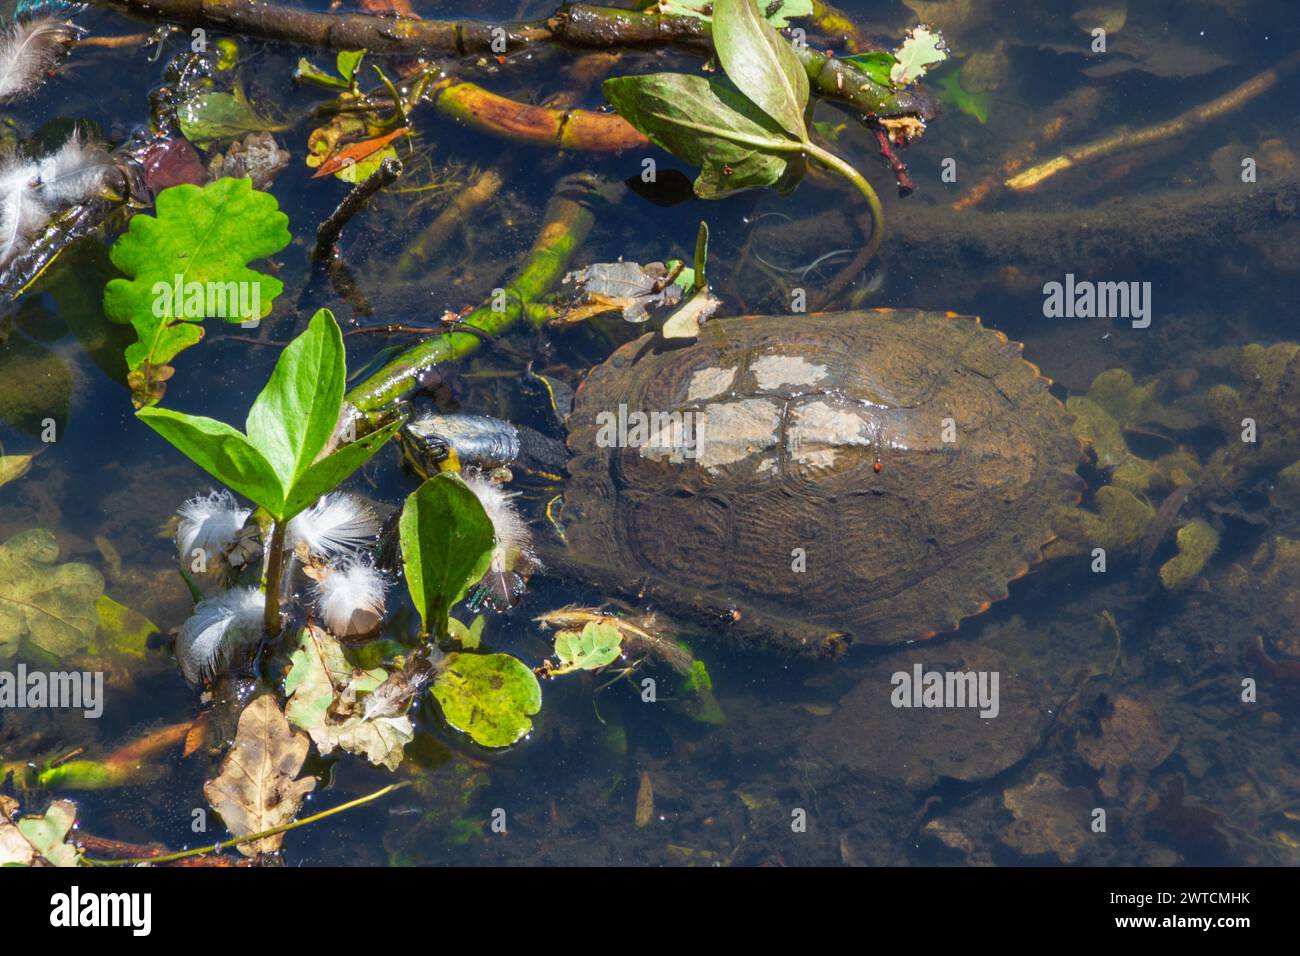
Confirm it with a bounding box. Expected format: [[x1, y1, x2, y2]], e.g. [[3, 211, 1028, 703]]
[[2, 0, 1300, 867]]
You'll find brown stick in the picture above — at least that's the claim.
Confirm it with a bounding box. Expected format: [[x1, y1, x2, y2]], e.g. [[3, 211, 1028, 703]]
[[1007, 49, 1300, 191], [313, 155, 403, 261]]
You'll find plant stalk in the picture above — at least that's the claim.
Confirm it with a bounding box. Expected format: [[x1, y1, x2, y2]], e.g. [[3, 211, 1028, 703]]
[[262, 520, 286, 635]]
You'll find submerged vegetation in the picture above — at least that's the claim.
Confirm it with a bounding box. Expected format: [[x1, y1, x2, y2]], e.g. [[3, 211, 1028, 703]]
[[1, 0, 1300, 869]]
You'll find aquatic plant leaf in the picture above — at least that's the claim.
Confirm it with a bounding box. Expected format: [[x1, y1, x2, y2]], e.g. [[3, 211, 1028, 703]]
[[282, 417, 403, 519], [134, 407, 286, 516], [603, 73, 800, 198], [843, 51, 897, 88], [203, 694, 317, 858], [0, 453, 32, 486], [550, 620, 623, 675], [246, 309, 345, 489], [650, 0, 812, 27], [933, 71, 988, 124], [1158, 519, 1219, 591], [336, 49, 365, 83], [285, 625, 413, 771], [711, 0, 809, 140], [399, 473, 495, 638], [103, 178, 291, 407], [0, 796, 82, 867], [92, 594, 157, 659], [432, 651, 542, 748], [891, 25, 947, 85], [0, 528, 103, 661], [177, 86, 287, 149], [562, 260, 684, 323]]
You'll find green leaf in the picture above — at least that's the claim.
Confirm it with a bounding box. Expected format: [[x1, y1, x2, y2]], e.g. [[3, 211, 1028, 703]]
[[294, 57, 350, 90], [177, 85, 287, 149], [246, 309, 346, 489], [843, 51, 898, 88], [336, 50, 365, 83], [285, 625, 413, 771], [103, 178, 292, 407], [712, 0, 810, 140], [282, 416, 403, 519], [135, 407, 285, 516], [934, 71, 989, 124], [0, 530, 103, 662], [891, 25, 948, 85], [399, 474, 495, 638], [91, 595, 157, 659], [603, 73, 801, 198], [432, 652, 542, 748], [692, 219, 709, 290], [551, 621, 623, 675]]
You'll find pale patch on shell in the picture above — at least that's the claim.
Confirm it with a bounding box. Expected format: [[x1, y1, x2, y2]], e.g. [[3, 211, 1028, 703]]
[[685, 366, 737, 403], [750, 354, 829, 391], [787, 401, 875, 469]]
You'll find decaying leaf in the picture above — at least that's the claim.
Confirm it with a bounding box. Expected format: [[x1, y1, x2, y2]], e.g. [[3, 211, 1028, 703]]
[[0, 795, 83, 867], [561, 261, 686, 323], [177, 85, 288, 149], [1076, 694, 1178, 804], [660, 287, 721, 340], [0, 528, 104, 662], [891, 25, 948, 85], [0, 453, 33, 487], [1000, 772, 1094, 863], [203, 695, 317, 858], [310, 126, 409, 180], [284, 625, 414, 771], [635, 770, 654, 828]]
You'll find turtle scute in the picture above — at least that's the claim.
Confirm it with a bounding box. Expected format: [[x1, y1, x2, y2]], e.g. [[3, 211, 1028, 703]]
[[564, 310, 1082, 653]]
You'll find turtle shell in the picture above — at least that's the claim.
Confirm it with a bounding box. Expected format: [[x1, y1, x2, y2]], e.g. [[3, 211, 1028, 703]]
[[563, 310, 1082, 653]]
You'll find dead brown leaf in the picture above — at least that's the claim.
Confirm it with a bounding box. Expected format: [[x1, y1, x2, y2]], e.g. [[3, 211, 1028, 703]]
[[203, 695, 317, 858], [1076, 695, 1178, 804], [1001, 772, 1094, 863]]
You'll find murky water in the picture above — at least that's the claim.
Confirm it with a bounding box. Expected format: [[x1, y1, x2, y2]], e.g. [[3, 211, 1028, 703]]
[[3, 0, 1300, 866]]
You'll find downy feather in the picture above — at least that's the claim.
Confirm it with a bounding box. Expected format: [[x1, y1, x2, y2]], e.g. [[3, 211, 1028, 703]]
[[0, 130, 113, 266], [35, 129, 113, 204], [286, 492, 380, 561], [0, 17, 79, 104], [175, 587, 265, 684], [464, 474, 541, 608], [311, 556, 388, 639]]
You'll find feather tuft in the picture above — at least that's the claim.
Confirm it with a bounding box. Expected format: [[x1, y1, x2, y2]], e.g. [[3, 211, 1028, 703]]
[[35, 129, 113, 205], [286, 492, 380, 561], [311, 556, 388, 639], [464, 474, 541, 609], [176, 489, 260, 574], [175, 587, 264, 684], [0, 17, 79, 104]]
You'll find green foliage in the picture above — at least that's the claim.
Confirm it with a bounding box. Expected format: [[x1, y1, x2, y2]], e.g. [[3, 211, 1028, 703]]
[[549, 620, 624, 675], [177, 85, 287, 148], [843, 51, 897, 88], [604, 0, 880, 216], [933, 71, 989, 124], [0, 529, 103, 662], [890, 25, 948, 85], [399, 473, 495, 639], [136, 309, 401, 522], [432, 652, 542, 748], [103, 178, 292, 407]]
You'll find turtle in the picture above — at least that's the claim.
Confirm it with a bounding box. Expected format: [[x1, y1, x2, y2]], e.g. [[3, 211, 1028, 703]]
[[401, 309, 1082, 654]]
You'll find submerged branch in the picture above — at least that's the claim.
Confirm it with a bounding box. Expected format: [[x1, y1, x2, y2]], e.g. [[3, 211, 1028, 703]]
[[345, 174, 601, 415], [90, 0, 934, 122]]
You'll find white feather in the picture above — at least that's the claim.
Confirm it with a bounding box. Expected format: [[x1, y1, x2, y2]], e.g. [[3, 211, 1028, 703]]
[[286, 492, 379, 560], [35, 129, 113, 205], [464, 474, 540, 577], [175, 587, 265, 684], [0, 157, 46, 267], [176, 489, 252, 568], [0, 18, 79, 104], [311, 557, 388, 639]]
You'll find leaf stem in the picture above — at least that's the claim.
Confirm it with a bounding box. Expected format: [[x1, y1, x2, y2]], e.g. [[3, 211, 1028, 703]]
[[85, 782, 410, 866], [802, 141, 885, 263], [263, 519, 287, 635]]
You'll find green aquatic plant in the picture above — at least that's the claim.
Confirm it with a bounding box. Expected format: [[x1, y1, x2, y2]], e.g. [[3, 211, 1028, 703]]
[[431, 651, 542, 748], [137, 308, 402, 634], [603, 0, 888, 258], [1158, 519, 1219, 590], [103, 178, 292, 407]]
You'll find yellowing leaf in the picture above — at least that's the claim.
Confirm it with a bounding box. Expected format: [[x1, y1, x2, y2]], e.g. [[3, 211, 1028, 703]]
[[0, 528, 103, 662], [0, 796, 83, 867]]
